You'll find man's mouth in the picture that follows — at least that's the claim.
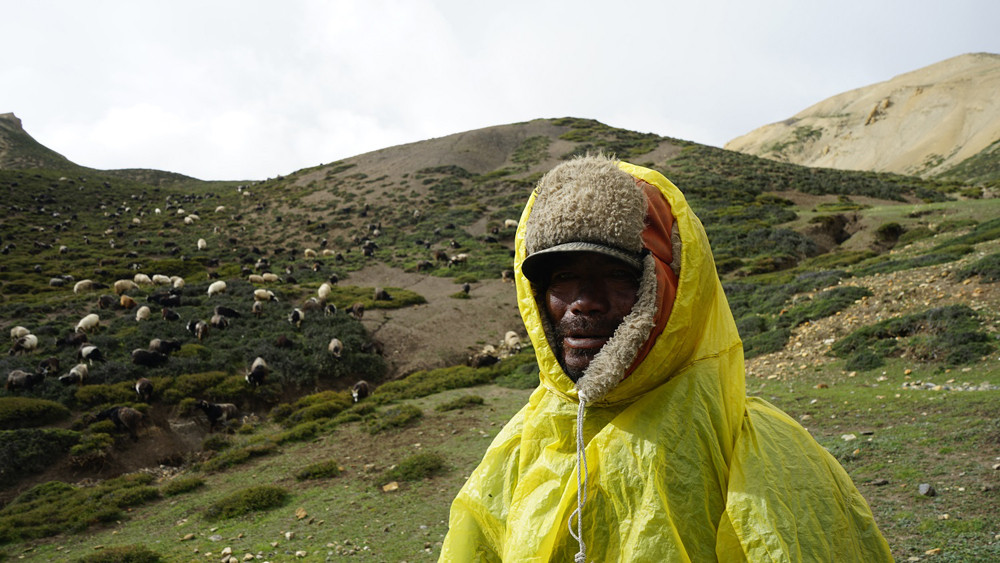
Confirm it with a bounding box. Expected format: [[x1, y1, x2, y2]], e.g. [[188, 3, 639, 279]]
[[563, 335, 611, 350]]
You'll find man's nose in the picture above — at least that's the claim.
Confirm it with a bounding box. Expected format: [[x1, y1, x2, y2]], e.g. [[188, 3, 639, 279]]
[[568, 279, 609, 315]]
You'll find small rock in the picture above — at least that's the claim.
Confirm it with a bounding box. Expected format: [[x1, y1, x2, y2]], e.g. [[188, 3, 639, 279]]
[[295, 507, 308, 520], [221, 547, 233, 556], [209, 534, 224, 542], [870, 479, 889, 486], [814, 383, 829, 389], [285, 531, 295, 540], [918, 483, 936, 497], [295, 551, 308, 558], [181, 533, 196, 541], [243, 553, 255, 561], [841, 434, 857, 442], [925, 547, 942, 555], [383, 481, 400, 492]]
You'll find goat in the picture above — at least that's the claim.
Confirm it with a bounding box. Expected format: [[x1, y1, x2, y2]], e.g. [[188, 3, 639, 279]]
[[186, 320, 210, 341], [132, 348, 169, 367], [373, 287, 392, 301], [36, 356, 60, 377], [246, 357, 268, 387], [97, 294, 118, 309], [6, 369, 44, 391], [56, 331, 88, 349], [351, 380, 370, 403], [251, 300, 264, 317], [288, 308, 304, 328], [348, 302, 365, 320], [78, 344, 105, 364], [149, 338, 182, 355], [119, 295, 137, 309], [135, 377, 153, 402], [195, 400, 239, 432], [214, 305, 241, 319], [209, 314, 230, 329], [95, 406, 143, 441], [59, 363, 88, 385], [161, 307, 181, 321]]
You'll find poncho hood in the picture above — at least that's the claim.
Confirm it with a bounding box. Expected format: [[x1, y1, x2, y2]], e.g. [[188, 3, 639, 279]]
[[440, 160, 893, 562]]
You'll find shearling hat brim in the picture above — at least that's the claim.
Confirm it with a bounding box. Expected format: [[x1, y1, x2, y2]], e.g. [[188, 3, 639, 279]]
[[521, 242, 644, 284]]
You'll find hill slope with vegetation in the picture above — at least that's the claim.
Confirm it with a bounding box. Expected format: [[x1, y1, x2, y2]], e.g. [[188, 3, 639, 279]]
[[0, 116, 998, 561]]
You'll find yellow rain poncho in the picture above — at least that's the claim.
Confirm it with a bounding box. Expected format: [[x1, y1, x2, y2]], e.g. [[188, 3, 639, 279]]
[[440, 160, 892, 562]]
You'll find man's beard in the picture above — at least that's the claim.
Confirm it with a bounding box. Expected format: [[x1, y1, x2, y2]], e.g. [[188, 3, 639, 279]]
[[552, 316, 620, 382]]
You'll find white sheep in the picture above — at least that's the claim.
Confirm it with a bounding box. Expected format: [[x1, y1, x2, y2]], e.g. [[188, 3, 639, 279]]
[[207, 280, 227, 297], [133, 273, 153, 285], [248, 274, 265, 284], [215, 205, 226, 213], [197, 238, 207, 251], [304, 248, 317, 258], [504, 219, 519, 229], [114, 279, 139, 295], [253, 289, 277, 302], [136, 306, 151, 322], [76, 313, 100, 333], [261, 272, 279, 283], [317, 282, 332, 303], [73, 279, 94, 294], [10, 326, 30, 341], [171, 276, 185, 289], [328, 338, 343, 358], [152, 274, 172, 285]]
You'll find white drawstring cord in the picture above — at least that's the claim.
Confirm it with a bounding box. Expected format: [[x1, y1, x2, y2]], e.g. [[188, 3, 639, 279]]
[[569, 399, 588, 562]]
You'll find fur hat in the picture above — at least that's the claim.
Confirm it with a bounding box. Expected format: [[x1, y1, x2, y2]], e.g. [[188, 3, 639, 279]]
[[522, 155, 648, 283]]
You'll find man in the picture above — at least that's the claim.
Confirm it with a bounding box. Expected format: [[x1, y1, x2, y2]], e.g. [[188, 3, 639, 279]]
[[440, 154, 892, 562]]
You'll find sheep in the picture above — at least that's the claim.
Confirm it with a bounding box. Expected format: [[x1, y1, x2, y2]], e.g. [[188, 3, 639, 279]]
[[288, 308, 304, 328], [302, 297, 322, 313], [195, 400, 239, 432], [247, 274, 265, 284], [503, 331, 522, 354], [261, 272, 279, 283], [416, 260, 433, 272], [348, 302, 365, 320], [149, 338, 182, 355], [373, 287, 392, 301], [328, 338, 343, 358], [78, 344, 105, 364], [449, 253, 469, 267], [114, 279, 139, 295], [186, 320, 210, 341], [76, 313, 100, 334], [10, 326, 30, 341], [504, 218, 519, 229], [197, 238, 207, 250], [135, 377, 153, 402], [147, 290, 181, 307], [462, 282, 471, 295], [49, 277, 67, 288], [135, 305, 151, 322], [501, 269, 515, 282], [253, 288, 277, 302], [132, 348, 169, 367], [161, 308, 181, 321], [73, 279, 95, 294], [251, 300, 264, 317], [317, 282, 332, 303], [120, 295, 137, 309], [133, 273, 153, 285], [151, 274, 172, 285], [6, 369, 44, 391], [246, 357, 268, 387], [207, 280, 227, 297], [304, 248, 317, 258], [351, 380, 370, 403], [324, 303, 338, 317], [210, 314, 230, 329], [171, 276, 185, 289], [95, 406, 143, 441], [60, 363, 88, 385]]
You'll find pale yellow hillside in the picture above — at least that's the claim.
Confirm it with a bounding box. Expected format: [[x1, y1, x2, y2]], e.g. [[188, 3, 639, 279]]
[[725, 53, 1000, 177]]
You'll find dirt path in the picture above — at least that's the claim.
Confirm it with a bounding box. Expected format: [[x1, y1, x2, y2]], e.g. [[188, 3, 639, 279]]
[[343, 264, 525, 377]]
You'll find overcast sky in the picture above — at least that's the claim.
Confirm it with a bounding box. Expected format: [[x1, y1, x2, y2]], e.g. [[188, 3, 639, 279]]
[[4, 1, 998, 181]]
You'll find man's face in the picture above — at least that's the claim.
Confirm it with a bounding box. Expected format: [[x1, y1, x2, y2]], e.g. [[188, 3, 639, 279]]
[[543, 252, 640, 381]]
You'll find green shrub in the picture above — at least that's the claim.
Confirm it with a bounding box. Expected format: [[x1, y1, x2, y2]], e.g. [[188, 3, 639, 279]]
[[494, 360, 540, 389], [0, 397, 71, 429], [364, 404, 423, 434], [742, 328, 791, 359], [0, 428, 79, 482], [775, 286, 873, 328], [295, 459, 342, 480], [274, 421, 321, 444], [201, 434, 232, 452], [74, 383, 136, 408], [435, 395, 484, 412], [200, 441, 277, 472], [897, 226, 935, 246], [162, 371, 227, 404], [203, 485, 288, 520], [955, 252, 1000, 283], [161, 477, 205, 497], [75, 544, 164, 563], [384, 452, 448, 482], [844, 349, 885, 372]]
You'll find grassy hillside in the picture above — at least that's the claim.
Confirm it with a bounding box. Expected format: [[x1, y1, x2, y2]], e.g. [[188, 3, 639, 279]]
[[1, 117, 998, 561]]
